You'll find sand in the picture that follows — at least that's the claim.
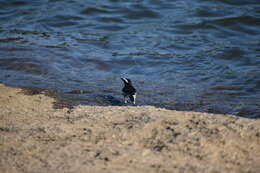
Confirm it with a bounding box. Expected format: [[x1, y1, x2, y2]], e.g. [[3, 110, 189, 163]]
[[0, 84, 259, 173]]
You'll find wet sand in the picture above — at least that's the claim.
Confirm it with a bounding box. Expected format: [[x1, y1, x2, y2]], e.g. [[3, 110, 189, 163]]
[[0, 84, 259, 173]]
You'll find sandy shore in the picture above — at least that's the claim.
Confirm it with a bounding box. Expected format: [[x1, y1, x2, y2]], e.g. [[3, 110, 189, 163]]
[[0, 84, 259, 173]]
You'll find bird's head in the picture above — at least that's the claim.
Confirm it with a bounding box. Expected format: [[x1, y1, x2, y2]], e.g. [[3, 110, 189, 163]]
[[121, 78, 132, 85]]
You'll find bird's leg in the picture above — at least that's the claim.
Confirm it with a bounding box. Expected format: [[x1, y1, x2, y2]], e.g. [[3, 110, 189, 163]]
[[124, 96, 127, 104], [133, 94, 136, 104]]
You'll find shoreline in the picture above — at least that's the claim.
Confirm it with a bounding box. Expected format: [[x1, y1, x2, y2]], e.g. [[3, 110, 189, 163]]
[[0, 83, 259, 173]]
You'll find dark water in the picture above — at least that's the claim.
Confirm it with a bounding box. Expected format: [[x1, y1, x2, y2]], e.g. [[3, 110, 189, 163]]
[[0, 0, 260, 118]]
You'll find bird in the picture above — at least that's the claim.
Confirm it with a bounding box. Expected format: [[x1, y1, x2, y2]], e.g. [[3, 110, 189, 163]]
[[121, 78, 136, 104]]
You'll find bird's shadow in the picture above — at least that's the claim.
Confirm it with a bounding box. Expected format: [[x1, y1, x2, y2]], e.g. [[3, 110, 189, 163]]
[[64, 89, 137, 107], [97, 95, 123, 106]]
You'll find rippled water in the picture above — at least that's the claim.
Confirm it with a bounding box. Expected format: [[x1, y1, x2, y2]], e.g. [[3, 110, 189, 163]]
[[0, 0, 260, 118]]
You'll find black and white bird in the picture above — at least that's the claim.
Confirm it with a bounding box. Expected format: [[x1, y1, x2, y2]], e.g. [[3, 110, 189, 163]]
[[121, 78, 136, 104]]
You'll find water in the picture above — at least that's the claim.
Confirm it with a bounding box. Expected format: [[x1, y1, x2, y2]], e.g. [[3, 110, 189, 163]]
[[0, 0, 259, 118]]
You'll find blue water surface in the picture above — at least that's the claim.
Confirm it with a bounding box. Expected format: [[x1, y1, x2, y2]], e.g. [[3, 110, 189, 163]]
[[0, 0, 259, 117]]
